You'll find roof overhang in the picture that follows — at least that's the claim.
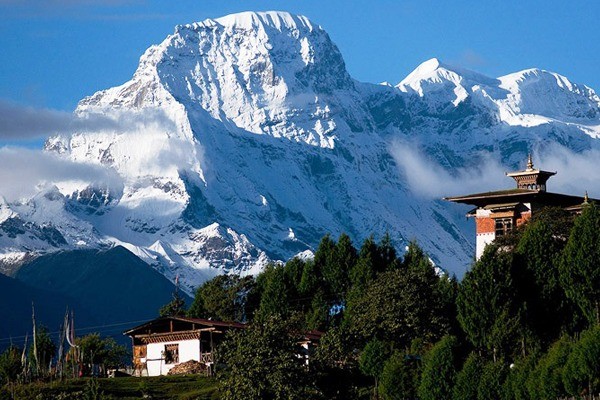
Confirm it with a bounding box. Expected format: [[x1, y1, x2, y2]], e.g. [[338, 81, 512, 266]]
[[445, 189, 592, 209], [124, 316, 246, 337], [506, 169, 556, 178]]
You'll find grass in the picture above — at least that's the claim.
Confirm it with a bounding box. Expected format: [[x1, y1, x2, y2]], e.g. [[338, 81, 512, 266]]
[[0, 375, 220, 400]]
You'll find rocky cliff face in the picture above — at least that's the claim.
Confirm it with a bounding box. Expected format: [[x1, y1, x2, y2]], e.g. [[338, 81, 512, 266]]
[[2, 11, 600, 293]]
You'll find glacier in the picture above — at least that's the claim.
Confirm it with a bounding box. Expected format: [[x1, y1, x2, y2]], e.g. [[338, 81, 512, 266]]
[[2, 11, 600, 294]]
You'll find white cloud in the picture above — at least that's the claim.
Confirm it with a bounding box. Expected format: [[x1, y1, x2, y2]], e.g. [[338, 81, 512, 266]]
[[0, 147, 122, 202], [390, 140, 600, 200], [537, 145, 600, 199], [0, 99, 175, 140], [389, 140, 508, 199]]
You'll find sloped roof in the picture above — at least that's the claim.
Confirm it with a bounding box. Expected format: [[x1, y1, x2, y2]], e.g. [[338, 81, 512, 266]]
[[445, 189, 589, 208], [123, 316, 246, 336]]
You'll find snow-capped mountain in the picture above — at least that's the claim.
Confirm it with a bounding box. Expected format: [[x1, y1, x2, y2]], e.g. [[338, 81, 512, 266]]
[[3, 11, 600, 293]]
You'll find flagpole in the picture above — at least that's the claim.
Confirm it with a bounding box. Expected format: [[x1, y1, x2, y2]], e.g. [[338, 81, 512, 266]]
[[32, 302, 39, 376]]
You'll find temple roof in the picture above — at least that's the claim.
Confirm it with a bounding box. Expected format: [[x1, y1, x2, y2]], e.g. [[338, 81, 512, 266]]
[[505, 154, 556, 190], [445, 189, 589, 208]]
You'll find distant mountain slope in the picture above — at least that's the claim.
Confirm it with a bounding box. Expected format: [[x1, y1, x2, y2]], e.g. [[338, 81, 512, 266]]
[[15, 246, 189, 330], [0, 273, 78, 346], [1, 11, 600, 292]]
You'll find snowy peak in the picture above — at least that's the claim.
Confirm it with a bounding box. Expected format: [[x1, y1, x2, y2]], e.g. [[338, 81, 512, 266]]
[[10, 10, 600, 293], [395, 58, 600, 127], [498, 68, 600, 120], [79, 11, 359, 148], [194, 11, 315, 33], [397, 58, 499, 106]]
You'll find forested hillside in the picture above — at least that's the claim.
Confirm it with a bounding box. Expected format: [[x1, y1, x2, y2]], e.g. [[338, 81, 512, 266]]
[[187, 205, 600, 399]]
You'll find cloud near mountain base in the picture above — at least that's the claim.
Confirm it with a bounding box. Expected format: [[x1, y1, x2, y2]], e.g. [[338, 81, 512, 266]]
[[390, 140, 600, 200], [0, 147, 123, 202]]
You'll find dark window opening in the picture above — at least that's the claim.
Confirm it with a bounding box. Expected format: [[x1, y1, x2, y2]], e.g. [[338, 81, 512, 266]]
[[495, 218, 513, 237], [164, 344, 179, 364]]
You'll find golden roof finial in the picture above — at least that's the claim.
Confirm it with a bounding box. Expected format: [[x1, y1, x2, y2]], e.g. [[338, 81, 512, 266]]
[[527, 153, 534, 170], [584, 191, 589, 204]]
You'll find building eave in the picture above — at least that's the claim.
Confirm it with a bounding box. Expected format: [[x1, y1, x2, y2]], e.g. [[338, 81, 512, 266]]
[[444, 190, 592, 208], [123, 316, 246, 336]]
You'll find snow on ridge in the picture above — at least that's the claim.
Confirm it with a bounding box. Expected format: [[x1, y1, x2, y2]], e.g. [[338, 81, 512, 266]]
[[397, 58, 499, 95], [6, 11, 600, 290], [206, 11, 315, 33]]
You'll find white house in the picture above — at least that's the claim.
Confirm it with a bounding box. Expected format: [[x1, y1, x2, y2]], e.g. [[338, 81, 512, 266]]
[[124, 316, 246, 376]]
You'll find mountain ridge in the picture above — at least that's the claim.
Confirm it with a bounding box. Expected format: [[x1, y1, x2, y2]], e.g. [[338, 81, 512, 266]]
[[2, 11, 600, 293]]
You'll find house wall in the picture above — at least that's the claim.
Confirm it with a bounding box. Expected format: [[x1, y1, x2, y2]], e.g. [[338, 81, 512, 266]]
[[476, 233, 495, 260], [517, 210, 531, 226], [473, 206, 532, 260], [146, 339, 201, 376], [475, 209, 494, 259]]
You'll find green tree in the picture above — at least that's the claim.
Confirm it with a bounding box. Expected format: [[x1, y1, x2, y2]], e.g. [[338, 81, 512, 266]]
[[159, 289, 186, 317], [563, 325, 600, 396], [501, 355, 537, 400], [314, 234, 337, 294], [418, 335, 458, 400], [255, 264, 292, 320], [218, 316, 313, 400], [298, 259, 321, 298], [477, 361, 507, 400], [0, 346, 22, 386], [75, 333, 128, 370], [305, 289, 329, 330], [188, 275, 255, 322], [349, 236, 378, 290], [313, 323, 363, 399], [378, 232, 398, 271], [530, 335, 573, 400], [379, 351, 420, 400], [283, 257, 306, 297], [457, 245, 521, 361], [29, 325, 57, 375], [452, 352, 484, 400], [328, 233, 357, 298], [348, 244, 449, 348], [560, 203, 600, 326], [359, 338, 389, 396], [314, 324, 353, 368], [515, 217, 570, 345]]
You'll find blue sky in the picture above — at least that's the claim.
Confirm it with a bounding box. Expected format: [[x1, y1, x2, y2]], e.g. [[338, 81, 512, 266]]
[[1, 1, 599, 114]]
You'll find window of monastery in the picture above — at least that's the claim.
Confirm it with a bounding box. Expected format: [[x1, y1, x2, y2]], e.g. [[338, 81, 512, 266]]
[[495, 218, 513, 237]]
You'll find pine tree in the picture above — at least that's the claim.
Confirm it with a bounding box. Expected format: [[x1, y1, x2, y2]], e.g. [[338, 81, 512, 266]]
[[560, 203, 600, 326], [562, 325, 600, 396], [219, 316, 312, 400], [256, 264, 291, 320], [159, 289, 186, 317], [283, 257, 305, 297], [457, 245, 521, 361], [299, 259, 321, 297], [330, 233, 357, 297], [418, 335, 458, 400], [515, 217, 569, 345], [379, 351, 419, 400], [314, 234, 337, 294], [530, 335, 573, 400], [452, 352, 484, 400], [349, 236, 378, 290], [378, 232, 398, 271], [359, 338, 389, 396], [476, 361, 507, 400]]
